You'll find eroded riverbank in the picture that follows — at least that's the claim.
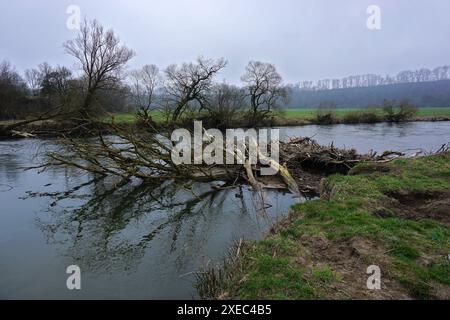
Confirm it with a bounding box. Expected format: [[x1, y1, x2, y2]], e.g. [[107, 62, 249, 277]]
[[197, 153, 450, 299]]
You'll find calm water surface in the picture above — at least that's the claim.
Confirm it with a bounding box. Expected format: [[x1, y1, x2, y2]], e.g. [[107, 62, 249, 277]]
[[1, 121, 449, 299]]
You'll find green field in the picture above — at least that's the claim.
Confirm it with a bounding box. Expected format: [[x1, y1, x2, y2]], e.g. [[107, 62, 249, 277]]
[[283, 107, 450, 120], [105, 111, 164, 123], [408, 107, 450, 117], [3, 107, 449, 127], [106, 107, 450, 124]]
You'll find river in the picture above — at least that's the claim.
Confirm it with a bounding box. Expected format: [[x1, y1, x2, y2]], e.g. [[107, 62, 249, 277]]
[[1, 121, 449, 299]]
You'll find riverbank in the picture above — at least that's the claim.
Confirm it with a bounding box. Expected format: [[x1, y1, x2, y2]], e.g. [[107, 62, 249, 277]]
[[1, 111, 450, 139], [273, 114, 450, 126], [196, 152, 450, 299], [283, 107, 450, 120], [0, 120, 143, 139]]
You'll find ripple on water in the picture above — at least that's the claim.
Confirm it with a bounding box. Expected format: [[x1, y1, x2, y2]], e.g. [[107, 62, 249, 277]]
[[0, 184, 13, 192]]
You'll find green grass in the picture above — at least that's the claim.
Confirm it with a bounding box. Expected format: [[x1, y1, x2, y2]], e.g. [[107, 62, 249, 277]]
[[284, 108, 361, 120], [102, 111, 166, 124], [283, 107, 450, 120], [417, 108, 450, 117], [209, 153, 450, 299], [103, 107, 450, 125], [312, 265, 337, 283], [2, 107, 450, 127], [107, 113, 137, 123]]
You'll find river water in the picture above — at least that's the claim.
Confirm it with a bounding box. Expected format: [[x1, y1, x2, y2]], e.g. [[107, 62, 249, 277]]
[[1, 121, 449, 299]]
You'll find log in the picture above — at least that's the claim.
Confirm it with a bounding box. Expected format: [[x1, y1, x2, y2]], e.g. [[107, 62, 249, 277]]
[[257, 150, 300, 197], [244, 160, 261, 192], [10, 130, 36, 138]]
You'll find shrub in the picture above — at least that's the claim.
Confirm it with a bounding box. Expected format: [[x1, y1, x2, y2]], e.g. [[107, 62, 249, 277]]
[[315, 101, 337, 124], [342, 111, 359, 123], [342, 108, 381, 124], [359, 109, 381, 123], [398, 100, 419, 119], [382, 100, 418, 122], [315, 111, 336, 124]]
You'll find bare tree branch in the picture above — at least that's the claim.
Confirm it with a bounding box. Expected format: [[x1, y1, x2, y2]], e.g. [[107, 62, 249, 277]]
[[64, 19, 135, 118]]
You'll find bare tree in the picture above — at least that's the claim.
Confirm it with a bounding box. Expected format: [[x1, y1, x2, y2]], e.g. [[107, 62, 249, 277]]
[[205, 82, 245, 128], [0, 61, 26, 120], [164, 57, 227, 122], [40, 66, 73, 103], [0, 61, 73, 135], [63, 19, 135, 118], [128, 64, 161, 117], [0, 61, 23, 86], [241, 61, 289, 125], [24, 68, 41, 95]]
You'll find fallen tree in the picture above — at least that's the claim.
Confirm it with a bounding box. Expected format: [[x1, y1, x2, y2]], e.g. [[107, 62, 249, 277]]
[[30, 120, 413, 201], [0, 105, 68, 138]]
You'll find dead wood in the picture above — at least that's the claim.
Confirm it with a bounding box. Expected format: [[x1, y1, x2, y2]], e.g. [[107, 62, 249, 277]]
[[280, 136, 405, 176], [35, 122, 417, 200]]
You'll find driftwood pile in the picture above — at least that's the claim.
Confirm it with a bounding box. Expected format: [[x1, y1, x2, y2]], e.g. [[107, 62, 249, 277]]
[[275, 137, 405, 195], [280, 137, 404, 174]]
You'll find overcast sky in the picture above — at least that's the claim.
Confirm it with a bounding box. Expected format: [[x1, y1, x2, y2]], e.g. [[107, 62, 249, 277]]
[[1, 0, 450, 83]]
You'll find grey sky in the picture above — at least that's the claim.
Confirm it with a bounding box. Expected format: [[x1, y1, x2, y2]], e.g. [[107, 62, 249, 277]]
[[1, 0, 449, 84]]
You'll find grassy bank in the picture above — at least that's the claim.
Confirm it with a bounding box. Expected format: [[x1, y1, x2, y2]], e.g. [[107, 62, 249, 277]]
[[197, 153, 450, 299], [2, 107, 450, 139], [2, 107, 450, 128], [283, 107, 450, 120], [104, 107, 450, 125]]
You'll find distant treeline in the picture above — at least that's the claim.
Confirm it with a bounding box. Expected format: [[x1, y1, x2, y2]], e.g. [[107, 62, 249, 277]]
[[296, 66, 450, 91], [286, 79, 450, 108]]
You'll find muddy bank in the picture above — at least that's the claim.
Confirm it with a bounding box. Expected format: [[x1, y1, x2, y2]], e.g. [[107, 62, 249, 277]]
[[380, 189, 450, 225]]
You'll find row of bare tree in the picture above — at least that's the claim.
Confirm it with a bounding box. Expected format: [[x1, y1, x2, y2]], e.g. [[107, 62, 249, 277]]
[[1, 19, 289, 128], [128, 58, 289, 126]]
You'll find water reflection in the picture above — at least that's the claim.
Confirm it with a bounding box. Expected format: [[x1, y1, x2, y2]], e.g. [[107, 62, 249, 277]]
[[0, 145, 22, 183], [30, 173, 294, 297]]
